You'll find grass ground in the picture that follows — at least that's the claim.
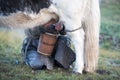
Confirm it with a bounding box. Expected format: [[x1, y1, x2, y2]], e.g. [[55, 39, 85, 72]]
[[100, 0, 120, 51], [0, 36, 120, 80], [0, 0, 120, 80]]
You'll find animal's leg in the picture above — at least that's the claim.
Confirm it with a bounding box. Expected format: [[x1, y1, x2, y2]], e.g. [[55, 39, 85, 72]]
[[84, 11, 100, 73], [71, 29, 85, 74], [0, 11, 58, 28]]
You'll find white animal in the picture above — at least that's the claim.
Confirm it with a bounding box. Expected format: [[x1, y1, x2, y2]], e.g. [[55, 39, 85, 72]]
[[41, 0, 100, 74]]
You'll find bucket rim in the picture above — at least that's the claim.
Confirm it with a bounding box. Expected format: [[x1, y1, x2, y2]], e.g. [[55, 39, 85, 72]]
[[45, 32, 58, 37]]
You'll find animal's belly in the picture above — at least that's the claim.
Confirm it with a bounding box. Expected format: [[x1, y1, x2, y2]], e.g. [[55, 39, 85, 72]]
[[52, 1, 84, 31], [57, 10, 82, 31]]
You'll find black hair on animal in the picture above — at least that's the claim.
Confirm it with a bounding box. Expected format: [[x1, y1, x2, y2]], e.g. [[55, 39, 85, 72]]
[[0, 0, 50, 15]]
